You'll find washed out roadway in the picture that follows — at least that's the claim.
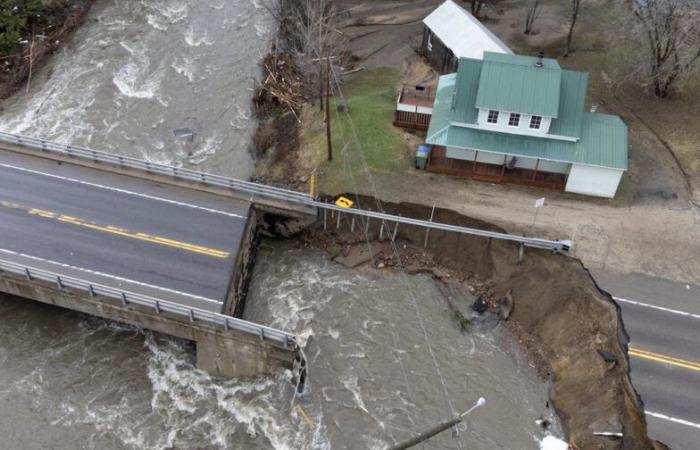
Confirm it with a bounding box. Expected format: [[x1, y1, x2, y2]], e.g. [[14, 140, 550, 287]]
[[0, 150, 251, 312]]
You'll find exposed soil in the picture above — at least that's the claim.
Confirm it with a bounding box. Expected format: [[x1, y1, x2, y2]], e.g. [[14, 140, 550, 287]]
[[298, 195, 666, 449], [0, 1, 94, 102]]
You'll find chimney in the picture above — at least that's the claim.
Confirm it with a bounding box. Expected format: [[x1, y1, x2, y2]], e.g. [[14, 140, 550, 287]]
[[535, 51, 544, 68]]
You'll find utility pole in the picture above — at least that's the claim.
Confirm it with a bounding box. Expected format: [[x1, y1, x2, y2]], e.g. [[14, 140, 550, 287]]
[[388, 398, 486, 450], [325, 57, 333, 161]]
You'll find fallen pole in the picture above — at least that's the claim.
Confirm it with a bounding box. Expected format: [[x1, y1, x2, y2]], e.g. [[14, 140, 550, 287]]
[[388, 398, 486, 450]]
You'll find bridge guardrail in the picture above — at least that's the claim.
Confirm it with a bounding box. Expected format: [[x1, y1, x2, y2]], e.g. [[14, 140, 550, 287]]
[[311, 201, 573, 253], [0, 131, 571, 252], [0, 257, 297, 349], [0, 131, 314, 206]]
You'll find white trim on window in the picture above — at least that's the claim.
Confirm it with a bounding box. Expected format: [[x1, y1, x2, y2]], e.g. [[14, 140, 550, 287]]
[[508, 113, 520, 127], [487, 110, 499, 124]]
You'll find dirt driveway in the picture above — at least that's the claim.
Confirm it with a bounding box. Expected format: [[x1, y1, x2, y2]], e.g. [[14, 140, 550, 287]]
[[325, 0, 700, 284]]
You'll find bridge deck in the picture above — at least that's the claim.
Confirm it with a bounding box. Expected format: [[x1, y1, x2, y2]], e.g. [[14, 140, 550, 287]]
[[0, 149, 250, 313]]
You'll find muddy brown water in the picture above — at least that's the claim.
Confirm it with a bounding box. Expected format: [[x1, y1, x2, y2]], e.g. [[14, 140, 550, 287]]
[[0, 240, 561, 448], [0, 1, 562, 448]]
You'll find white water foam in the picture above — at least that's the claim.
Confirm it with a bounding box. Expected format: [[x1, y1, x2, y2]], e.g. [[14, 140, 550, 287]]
[[184, 24, 214, 47], [113, 42, 163, 100]]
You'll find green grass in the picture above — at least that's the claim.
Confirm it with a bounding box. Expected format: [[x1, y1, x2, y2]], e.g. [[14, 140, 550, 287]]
[[301, 67, 410, 195]]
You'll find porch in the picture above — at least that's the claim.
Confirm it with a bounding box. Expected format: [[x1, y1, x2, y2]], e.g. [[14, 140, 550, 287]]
[[426, 146, 568, 190], [394, 85, 435, 131]]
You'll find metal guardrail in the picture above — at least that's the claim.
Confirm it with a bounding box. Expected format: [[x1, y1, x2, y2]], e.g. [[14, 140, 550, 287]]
[[0, 257, 297, 349], [313, 201, 572, 253], [0, 131, 314, 206], [0, 130, 570, 252]]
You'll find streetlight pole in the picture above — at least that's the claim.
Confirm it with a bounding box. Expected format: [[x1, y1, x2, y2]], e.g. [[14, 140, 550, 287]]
[[388, 397, 486, 450]]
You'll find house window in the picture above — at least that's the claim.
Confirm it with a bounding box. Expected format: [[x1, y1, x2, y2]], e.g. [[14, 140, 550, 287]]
[[487, 110, 499, 124], [508, 113, 521, 127], [530, 115, 542, 129]]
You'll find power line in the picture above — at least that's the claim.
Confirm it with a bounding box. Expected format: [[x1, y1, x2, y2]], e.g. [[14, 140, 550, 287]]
[[327, 63, 466, 448]]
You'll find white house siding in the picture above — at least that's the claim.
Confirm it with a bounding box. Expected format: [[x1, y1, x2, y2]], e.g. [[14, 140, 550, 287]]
[[476, 108, 552, 135], [565, 164, 624, 198], [476, 151, 507, 165], [446, 147, 476, 160], [537, 160, 570, 175]]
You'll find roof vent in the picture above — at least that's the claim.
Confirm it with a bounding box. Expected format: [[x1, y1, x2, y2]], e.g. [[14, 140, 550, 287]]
[[535, 51, 544, 68]]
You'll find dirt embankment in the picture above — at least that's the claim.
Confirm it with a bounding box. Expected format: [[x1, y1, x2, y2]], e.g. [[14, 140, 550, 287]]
[[0, 1, 94, 101], [294, 195, 666, 450]]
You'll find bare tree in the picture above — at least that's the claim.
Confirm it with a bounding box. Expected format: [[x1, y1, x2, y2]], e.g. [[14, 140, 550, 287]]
[[633, 0, 700, 98], [267, 0, 336, 105], [524, 0, 540, 35], [564, 0, 580, 57]]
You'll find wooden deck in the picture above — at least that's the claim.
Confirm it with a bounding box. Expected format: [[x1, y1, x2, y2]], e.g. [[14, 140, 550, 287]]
[[394, 110, 431, 130], [426, 146, 568, 190], [394, 85, 435, 131]]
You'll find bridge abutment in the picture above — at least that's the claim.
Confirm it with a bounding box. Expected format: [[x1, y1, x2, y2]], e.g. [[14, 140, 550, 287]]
[[0, 273, 298, 379]]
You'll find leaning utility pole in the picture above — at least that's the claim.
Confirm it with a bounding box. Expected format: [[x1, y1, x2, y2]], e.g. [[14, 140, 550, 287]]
[[388, 398, 486, 450], [325, 57, 333, 161]]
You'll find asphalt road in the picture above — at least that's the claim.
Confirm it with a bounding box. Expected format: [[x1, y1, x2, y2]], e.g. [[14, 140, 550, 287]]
[[0, 150, 251, 312], [593, 271, 700, 450]]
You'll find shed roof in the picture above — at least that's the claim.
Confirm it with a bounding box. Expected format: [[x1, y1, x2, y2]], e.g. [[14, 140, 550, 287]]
[[426, 73, 628, 170], [475, 52, 562, 118], [423, 0, 512, 60]]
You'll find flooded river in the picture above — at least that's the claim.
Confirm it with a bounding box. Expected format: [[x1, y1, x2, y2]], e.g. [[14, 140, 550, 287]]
[[0, 241, 560, 449], [0, 1, 561, 448]]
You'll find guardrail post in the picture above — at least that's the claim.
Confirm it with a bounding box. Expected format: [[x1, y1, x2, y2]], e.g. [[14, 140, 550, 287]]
[[350, 217, 355, 233], [188, 309, 194, 322], [365, 217, 370, 234], [518, 243, 525, 263], [379, 221, 385, 240], [145, 161, 151, 173], [88, 284, 95, 297], [92, 150, 98, 162], [259, 328, 265, 341], [323, 208, 327, 231], [56, 276, 63, 289], [392, 220, 399, 242], [121, 293, 127, 305], [24, 268, 32, 281], [118, 156, 124, 166], [154, 300, 161, 313], [224, 319, 229, 331], [336, 211, 341, 229], [424, 203, 436, 248]]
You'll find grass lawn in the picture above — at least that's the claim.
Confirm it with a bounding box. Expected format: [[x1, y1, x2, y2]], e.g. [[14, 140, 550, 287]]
[[299, 67, 412, 195]]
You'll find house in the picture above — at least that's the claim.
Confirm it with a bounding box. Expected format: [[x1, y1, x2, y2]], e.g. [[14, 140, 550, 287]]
[[420, 0, 512, 73], [395, 0, 512, 130], [424, 52, 628, 198]]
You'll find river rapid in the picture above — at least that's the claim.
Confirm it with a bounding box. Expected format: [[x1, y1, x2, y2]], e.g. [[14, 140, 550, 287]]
[[0, 1, 561, 448]]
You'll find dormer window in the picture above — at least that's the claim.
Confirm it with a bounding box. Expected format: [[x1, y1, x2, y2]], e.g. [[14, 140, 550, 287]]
[[530, 115, 542, 129], [487, 110, 499, 124], [508, 113, 520, 127]]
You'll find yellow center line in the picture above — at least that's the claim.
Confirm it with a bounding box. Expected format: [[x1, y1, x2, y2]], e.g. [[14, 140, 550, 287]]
[[629, 347, 700, 373], [0, 200, 230, 259]]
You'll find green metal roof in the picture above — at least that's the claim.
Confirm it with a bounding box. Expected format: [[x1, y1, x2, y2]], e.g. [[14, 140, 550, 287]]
[[450, 58, 482, 124], [475, 52, 562, 118], [548, 70, 588, 139], [426, 72, 628, 170]]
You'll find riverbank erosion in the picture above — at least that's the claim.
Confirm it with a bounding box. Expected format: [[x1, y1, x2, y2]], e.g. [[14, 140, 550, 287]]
[[294, 196, 664, 449], [0, 1, 94, 100]]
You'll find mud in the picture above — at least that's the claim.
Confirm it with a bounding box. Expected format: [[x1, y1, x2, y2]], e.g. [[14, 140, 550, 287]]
[[300, 195, 665, 449]]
